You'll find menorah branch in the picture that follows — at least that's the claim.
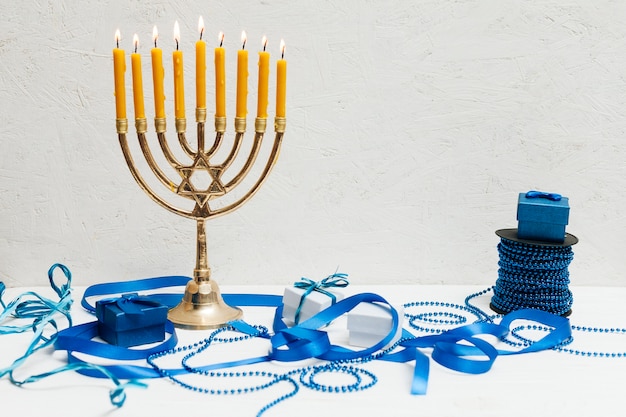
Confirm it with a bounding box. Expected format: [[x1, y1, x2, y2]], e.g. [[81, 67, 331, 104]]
[[118, 129, 195, 220]]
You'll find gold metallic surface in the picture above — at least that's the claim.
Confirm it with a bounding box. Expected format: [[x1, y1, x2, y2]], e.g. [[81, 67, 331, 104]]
[[234, 117, 246, 133], [214, 116, 226, 133], [195, 108, 207, 123], [175, 118, 187, 134], [117, 109, 286, 329], [274, 117, 286, 133], [167, 278, 242, 329], [134, 118, 148, 134], [255, 117, 267, 133], [116, 118, 128, 134], [154, 118, 167, 133]]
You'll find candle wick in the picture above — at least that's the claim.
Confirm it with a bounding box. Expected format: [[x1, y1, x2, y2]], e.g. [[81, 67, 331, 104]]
[[134, 45, 137, 53], [281, 51, 284, 59], [220, 39, 223, 47], [242, 41, 246, 50], [263, 44, 266, 52], [154, 39, 157, 48], [200, 29, 203, 41], [176, 39, 179, 51], [116, 39, 119, 49]]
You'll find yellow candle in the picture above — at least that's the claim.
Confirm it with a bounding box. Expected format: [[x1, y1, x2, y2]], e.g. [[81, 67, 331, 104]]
[[113, 29, 126, 119], [256, 36, 270, 119], [172, 21, 185, 119], [196, 16, 206, 109], [151, 26, 166, 118], [131, 34, 145, 119], [215, 32, 226, 118], [236, 30, 248, 118], [276, 40, 287, 118]]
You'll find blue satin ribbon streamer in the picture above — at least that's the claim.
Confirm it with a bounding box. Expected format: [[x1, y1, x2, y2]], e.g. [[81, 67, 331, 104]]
[[525, 190, 562, 201], [0, 266, 575, 412], [291, 273, 349, 324], [81, 275, 193, 313], [2, 264, 575, 413], [63, 276, 573, 400]]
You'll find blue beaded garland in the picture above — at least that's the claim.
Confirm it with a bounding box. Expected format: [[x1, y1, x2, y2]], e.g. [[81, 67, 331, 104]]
[[405, 286, 626, 360], [491, 238, 574, 316], [147, 324, 384, 417]]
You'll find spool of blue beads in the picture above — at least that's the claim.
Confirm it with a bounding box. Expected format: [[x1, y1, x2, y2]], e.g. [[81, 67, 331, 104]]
[[491, 228, 578, 317]]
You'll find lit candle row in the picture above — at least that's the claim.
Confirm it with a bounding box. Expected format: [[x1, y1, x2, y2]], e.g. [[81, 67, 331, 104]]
[[112, 19, 287, 123]]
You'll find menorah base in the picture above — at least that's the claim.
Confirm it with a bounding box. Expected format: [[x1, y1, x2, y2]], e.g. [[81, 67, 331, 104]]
[[167, 279, 243, 329]]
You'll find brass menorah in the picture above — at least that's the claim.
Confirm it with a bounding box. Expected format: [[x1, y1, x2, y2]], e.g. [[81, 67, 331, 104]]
[[115, 112, 285, 329]]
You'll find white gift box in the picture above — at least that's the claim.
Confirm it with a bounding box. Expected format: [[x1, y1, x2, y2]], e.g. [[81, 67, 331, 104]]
[[282, 285, 345, 324], [347, 302, 404, 349]]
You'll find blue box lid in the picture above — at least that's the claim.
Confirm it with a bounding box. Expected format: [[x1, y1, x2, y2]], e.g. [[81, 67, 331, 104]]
[[517, 192, 569, 225], [96, 293, 168, 332]]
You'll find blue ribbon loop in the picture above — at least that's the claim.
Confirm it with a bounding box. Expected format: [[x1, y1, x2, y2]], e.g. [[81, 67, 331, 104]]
[[525, 190, 562, 201], [4, 269, 575, 411], [0, 264, 148, 407], [97, 293, 164, 316], [292, 273, 349, 324], [70, 276, 572, 397]]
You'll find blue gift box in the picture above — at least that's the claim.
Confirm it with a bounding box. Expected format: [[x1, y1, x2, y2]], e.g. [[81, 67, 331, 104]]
[[96, 293, 168, 347], [517, 191, 569, 243]]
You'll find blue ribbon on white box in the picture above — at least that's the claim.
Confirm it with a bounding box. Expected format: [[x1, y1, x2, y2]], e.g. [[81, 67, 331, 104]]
[[289, 273, 349, 324]]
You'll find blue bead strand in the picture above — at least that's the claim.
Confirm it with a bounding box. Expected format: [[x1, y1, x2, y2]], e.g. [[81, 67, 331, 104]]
[[147, 324, 383, 417], [404, 291, 500, 333], [491, 238, 574, 316]]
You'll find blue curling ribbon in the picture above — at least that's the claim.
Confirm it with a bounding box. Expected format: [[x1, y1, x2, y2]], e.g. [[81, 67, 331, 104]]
[[525, 190, 562, 201], [1, 264, 146, 407], [292, 273, 349, 324], [0, 282, 6, 309]]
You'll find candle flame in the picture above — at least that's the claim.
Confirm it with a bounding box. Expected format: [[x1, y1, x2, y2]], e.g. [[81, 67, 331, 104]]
[[218, 31, 224, 47], [198, 16, 205, 39], [133, 34, 139, 51], [241, 30, 247, 49], [261, 35, 268, 51], [173, 21, 181, 46], [114, 29, 121, 46], [152, 25, 159, 46], [280, 39, 286, 58]]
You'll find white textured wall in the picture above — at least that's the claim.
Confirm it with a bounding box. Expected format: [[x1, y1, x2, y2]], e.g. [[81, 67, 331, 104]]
[[1, 0, 626, 288]]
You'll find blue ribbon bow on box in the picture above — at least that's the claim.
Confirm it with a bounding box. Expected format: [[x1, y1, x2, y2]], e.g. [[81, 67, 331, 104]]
[[525, 190, 562, 201], [98, 293, 164, 317], [291, 273, 349, 324]]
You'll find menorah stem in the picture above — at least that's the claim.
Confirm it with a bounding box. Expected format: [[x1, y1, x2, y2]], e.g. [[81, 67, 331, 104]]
[[194, 218, 211, 281], [197, 120, 205, 152], [167, 216, 243, 329]]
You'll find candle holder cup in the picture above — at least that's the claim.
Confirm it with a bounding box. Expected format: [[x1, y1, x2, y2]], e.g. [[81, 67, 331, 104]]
[[115, 110, 285, 329]]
